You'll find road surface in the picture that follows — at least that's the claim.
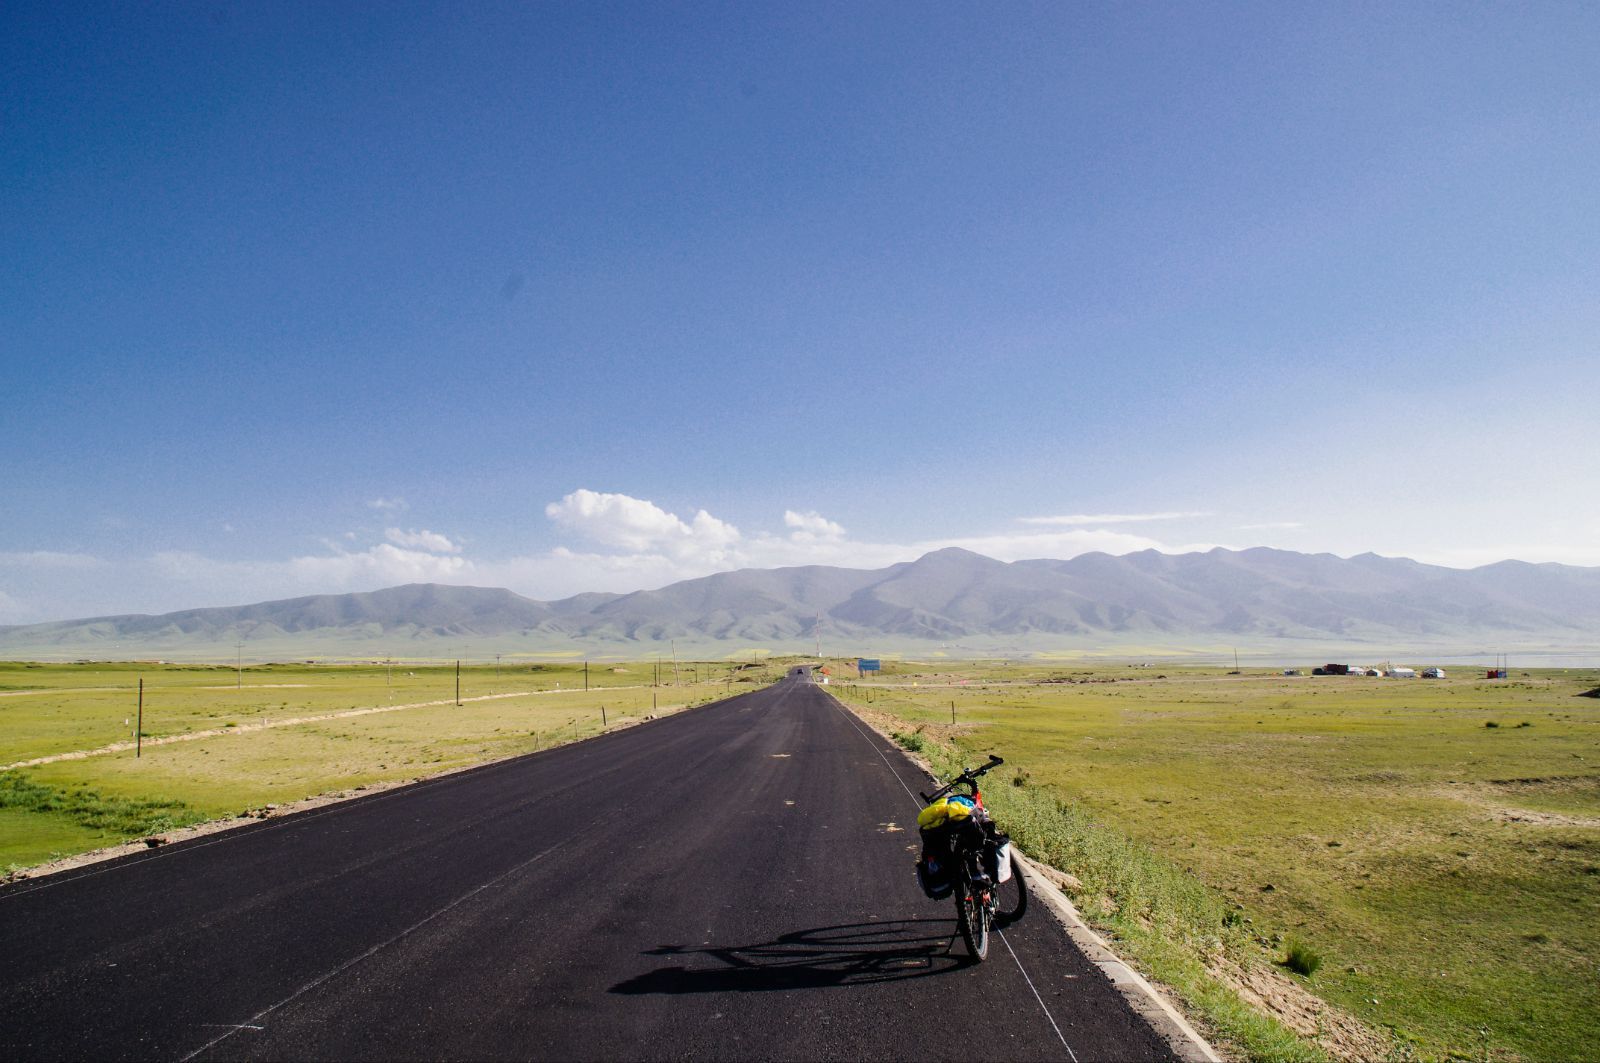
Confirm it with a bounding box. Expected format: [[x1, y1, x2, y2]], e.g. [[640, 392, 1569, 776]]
[[0, 671, 1175, 1061]]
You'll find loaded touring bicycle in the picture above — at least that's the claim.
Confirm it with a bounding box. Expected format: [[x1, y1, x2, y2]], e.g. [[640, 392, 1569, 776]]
[[914, 755, 1027, 960]]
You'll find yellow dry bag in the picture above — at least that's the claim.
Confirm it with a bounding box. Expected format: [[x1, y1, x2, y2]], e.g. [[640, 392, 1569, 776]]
[[917, 794, 976, 831]]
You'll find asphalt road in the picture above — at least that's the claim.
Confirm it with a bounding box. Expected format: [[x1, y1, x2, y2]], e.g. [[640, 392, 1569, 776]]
[[0, 671, 1175, 1062]]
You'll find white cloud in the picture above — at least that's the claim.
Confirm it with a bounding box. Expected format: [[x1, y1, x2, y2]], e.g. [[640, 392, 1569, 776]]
[[151, 544, 473, 599], [544, 489, 740, 558], [1018, 511, 1212, 526], [1238, 521, 1305, 531], [289, 544, 471, 585], [385, 528, 461, 554], [366, 497, 408, 512], [502, 490, 1226, 598], [784, 510, 846, 542]]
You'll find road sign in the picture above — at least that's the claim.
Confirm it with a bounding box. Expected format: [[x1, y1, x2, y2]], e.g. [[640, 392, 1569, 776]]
[[857, 658, 881, 672]]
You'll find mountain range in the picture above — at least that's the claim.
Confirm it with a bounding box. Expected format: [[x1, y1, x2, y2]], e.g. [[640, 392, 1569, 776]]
[[2, 547, 1597, 659]]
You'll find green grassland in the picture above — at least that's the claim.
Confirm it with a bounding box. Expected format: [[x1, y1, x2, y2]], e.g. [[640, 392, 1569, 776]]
[[0, 658, 765, 872], [832, 662, 1600, 1062]]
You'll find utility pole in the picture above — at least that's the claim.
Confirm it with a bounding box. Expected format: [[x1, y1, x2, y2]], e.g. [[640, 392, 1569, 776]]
[[671, 640, 679, 687], [496, 653, 502, 679], [136, 678, 144, 758], [584, 660, 589, 692], [456, 659, 461, 706], [236, 640, 243, 689]]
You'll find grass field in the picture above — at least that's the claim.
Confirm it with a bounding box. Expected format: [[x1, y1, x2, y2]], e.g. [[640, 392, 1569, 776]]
[[831, 662, 1600, 1062], [0, 658, 765, 872]]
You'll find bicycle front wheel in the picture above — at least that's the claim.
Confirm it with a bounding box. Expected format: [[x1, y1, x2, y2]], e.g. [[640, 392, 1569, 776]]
[[957, 884, 990, 961]]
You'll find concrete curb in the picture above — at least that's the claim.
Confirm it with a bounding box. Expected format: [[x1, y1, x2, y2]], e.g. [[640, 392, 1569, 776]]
[[1017, 854, 1222, 1063]]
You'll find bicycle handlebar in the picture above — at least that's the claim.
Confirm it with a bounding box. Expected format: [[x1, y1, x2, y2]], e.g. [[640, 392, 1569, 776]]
[[918, 754, 1004, 804]]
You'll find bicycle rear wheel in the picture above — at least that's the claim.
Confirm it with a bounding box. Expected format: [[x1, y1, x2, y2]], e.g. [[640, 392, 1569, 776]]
[[994, 851, 1028, 927]]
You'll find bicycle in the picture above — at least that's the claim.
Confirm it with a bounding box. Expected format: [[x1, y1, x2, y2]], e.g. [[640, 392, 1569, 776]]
[[915, 754, 1028, 961]]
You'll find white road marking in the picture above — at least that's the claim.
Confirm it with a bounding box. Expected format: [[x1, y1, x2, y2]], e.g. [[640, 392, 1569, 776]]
[[1001, 928, 1077, 1060], [826, 694, 922, 805]]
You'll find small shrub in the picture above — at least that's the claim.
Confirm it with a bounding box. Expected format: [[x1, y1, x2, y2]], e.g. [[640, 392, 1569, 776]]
[[1484, 721, 1500, 729], [1284, 940, 1322, 977], [891, 731, 925, 753]]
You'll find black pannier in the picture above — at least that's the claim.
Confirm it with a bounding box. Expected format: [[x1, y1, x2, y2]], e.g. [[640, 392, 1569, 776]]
[[916, 816, 985, 899], [915, 852, 953, 899]]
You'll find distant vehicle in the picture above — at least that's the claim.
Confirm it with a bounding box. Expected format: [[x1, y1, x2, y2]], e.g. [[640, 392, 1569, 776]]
[[1320, 663, 1351, 676], [1422, 667, 1446, 679], [1390, 667, 1418, 679], [1283, 668, 1301, 676]]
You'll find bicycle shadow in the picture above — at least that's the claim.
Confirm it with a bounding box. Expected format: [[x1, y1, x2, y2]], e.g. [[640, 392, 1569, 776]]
[[608, 919, 969, 995]]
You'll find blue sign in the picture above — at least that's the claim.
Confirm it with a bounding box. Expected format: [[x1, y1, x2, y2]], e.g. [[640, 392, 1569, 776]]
[[858, 658, 881, 672]]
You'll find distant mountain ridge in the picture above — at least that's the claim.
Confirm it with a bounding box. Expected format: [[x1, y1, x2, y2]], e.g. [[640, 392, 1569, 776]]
[[3, 547, 1598, 657]]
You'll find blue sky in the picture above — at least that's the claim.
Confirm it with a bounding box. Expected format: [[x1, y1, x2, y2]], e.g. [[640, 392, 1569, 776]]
[[4, 1, 1598, 622]]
